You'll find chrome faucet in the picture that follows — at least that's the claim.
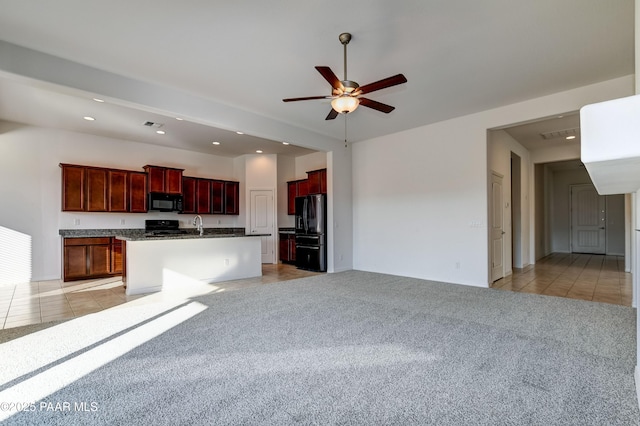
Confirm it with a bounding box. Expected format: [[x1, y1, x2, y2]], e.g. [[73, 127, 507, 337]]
[[193, 215, 203, 236]]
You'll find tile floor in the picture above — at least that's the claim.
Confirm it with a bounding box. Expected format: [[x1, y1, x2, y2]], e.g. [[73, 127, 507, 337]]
[[492, 253, 633, 306], [0, 263, 320, 330]]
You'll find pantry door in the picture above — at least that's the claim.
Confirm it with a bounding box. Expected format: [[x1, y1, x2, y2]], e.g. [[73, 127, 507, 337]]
[[250, 189, 275, 263]]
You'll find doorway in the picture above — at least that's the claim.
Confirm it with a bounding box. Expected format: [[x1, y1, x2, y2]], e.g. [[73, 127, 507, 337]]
[[511, 153, 522, 268]]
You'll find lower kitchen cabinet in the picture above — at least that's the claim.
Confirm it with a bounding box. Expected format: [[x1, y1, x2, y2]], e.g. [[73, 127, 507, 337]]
[[279, 233, 296, 263], [63, 237, 124, 281]]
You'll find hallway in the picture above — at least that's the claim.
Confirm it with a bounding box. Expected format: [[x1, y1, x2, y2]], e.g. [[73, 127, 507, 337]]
[[492, 253, 632, 306]]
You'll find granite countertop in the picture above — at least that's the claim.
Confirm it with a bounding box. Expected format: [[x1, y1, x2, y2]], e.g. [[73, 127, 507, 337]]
[[279, 228, 295, 234], [58, 228, 268, 241], [117, 232, 268, 241]]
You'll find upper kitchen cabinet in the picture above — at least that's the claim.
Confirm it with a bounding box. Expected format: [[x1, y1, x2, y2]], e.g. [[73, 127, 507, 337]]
[[128, 171, 148, 213], [224, 181, 239, 215], [144, 165, 184, 194], [61, 164, 85, 211], [307, 169, 327, 195], [196, 178, 213, 214], [86, 167, 109, 212], [211, 180, 225, 214], [287, 179, 309, 215], [61, 164, 147, 213], [182, 176, 197, 214], [108, 170, 128, 212], [183, 177, 238, 215]]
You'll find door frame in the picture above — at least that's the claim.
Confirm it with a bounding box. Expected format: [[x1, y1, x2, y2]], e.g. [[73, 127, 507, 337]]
[[490, 171, 505, 282]]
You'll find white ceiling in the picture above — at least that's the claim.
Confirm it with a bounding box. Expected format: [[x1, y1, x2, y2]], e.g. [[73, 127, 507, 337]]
[[502, 113, 581, 152], [0, 1, 634, 156]]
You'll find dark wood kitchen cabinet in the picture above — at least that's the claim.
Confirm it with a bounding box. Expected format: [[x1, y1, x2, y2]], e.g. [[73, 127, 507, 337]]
[[128, 171, 148, 213], [63, 237, 123, 281], [287, 177, 318, 215], [86, 168, 109, 212], [111, 239, 124, 274], [196, 178, 212, 214], [287, 181, 298, 215], [307, 168, 327, 195], [108, 170, 128, 212], [298, 179, 309, 197], [211, 180, 225, 214], [61, 164, 85, 211], [224, 181, 239, 215], [144, 165, 184, 194], [183, 177, 238, 215], [182, 176, 197, 214], [286, 179, 308, 215], [62, 164, 148, 213], [279, 233, 296, 263]]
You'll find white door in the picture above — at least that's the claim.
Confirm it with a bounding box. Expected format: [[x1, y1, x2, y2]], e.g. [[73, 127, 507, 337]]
[[491, 173, 504, 282], [250, 189, 275, 264], [571, 184, 605, 254]]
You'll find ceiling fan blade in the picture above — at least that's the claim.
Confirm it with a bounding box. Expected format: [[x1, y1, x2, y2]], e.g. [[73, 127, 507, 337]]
[[315, 66, 342, 90], [325, 108, 339, 120], [359, 98, 395, 114], [283, 95, 331, 102], [357, 74, 407, 95]]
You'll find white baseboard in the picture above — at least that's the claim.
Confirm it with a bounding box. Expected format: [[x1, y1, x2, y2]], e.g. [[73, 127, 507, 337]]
[[636, 366, 640, 411]]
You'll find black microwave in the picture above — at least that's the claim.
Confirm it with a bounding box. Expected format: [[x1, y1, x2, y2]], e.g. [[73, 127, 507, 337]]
[[148, 192, 183, 212]]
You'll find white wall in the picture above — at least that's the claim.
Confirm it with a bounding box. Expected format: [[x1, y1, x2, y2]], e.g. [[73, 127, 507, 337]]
[[606, 194, 625, 255], [328, 146, 352, 273], [352, 75, 634, 287], [0, 121, 241, 283], [295, 152, 327, 179]]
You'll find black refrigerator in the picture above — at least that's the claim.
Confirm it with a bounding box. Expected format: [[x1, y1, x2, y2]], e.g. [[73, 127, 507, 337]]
[[295, 194, 327, 272]]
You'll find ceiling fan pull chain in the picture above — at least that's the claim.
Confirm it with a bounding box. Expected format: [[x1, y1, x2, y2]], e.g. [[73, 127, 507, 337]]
[[344, 114, 348, 147]]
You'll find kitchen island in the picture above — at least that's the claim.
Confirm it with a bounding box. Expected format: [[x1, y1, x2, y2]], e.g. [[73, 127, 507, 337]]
[[115, 232, 264, 295]]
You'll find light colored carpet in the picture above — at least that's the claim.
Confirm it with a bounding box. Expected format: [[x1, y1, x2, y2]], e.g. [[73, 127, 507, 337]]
[[2, 270, 638, 425]]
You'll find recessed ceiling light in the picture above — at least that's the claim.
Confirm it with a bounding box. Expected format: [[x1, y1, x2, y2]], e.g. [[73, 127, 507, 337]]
[[557, 115, 564, 119], [92, 98, 104, 103], [236, 131, 244, 135], [83, 116, 95, 121], [282, 142, 290, 145], [156, 130, 165, 135], [256, 150, 263, 154], [212, 141, 220, 145], [175, 117, 183, 121], [566, 135, 576, 140]]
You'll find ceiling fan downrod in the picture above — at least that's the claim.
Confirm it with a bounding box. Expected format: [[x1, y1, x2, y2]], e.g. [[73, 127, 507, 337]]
[[339, 32, 351, 82]]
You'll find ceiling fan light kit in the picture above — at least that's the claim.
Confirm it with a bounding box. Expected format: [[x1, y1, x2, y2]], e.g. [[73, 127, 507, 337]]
[[331, 96, 359, 114], [283, 32, 407, 120]]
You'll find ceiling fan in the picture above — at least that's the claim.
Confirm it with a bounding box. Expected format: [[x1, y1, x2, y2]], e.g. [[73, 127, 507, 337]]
[[283, 32, 407, 120]]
